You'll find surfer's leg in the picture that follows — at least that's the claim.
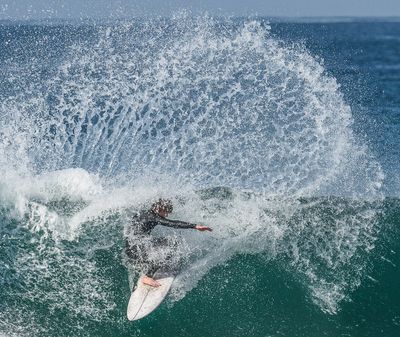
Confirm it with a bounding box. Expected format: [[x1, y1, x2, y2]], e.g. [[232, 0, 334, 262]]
[[150, 237, 179, 274], [141, 238, 174, 287], [125, 240, 156, 278], [125, 237, 162, 287]]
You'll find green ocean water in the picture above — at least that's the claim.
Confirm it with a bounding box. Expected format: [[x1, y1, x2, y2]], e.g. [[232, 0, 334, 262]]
[[1, 196, 399, 337]]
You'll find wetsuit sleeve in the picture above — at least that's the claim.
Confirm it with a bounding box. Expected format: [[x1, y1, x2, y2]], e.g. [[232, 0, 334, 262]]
[[156, 217, 196, 229]]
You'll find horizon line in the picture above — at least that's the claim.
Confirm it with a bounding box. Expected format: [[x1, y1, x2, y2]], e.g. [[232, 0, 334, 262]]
[[1, 15, 400, 24]]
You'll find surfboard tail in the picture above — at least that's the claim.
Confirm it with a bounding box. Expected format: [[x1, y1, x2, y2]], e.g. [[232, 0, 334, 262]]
[[127, 273, 175, 321]]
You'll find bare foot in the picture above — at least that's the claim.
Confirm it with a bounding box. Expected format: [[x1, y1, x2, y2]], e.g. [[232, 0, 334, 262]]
[[142, 275, 161, 287]]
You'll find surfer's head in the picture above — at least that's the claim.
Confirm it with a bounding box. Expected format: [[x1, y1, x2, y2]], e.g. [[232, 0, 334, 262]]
[[151, 198, 173, 217]]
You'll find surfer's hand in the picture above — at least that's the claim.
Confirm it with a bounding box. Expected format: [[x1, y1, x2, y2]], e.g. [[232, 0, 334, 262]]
[[195, 225, 212, 232]]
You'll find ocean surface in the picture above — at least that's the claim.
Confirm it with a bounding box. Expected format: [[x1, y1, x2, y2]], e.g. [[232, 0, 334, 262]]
[[0, 14, 400, 337]]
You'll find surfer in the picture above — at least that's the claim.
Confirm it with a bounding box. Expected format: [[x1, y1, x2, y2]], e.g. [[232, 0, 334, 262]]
[[125, 198, 212, 287]]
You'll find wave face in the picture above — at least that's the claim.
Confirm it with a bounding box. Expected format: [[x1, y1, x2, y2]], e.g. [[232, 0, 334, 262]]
[[0, 14, 390, 337]]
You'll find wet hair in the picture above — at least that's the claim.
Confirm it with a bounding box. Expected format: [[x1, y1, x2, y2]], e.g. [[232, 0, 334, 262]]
[[151, 198, 173, 213]]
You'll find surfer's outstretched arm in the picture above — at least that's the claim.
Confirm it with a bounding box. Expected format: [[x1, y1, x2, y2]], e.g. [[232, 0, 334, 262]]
[[156, 217, 196, 229], [156, 217, 212, 231], [149, 199, 212, 231]]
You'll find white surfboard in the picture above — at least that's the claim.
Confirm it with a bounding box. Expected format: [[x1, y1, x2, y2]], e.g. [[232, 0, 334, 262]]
[[127, 270, 175, 321]]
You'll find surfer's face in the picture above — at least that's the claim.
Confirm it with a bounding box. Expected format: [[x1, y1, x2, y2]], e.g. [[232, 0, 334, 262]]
[[158, 209, 171, 217]]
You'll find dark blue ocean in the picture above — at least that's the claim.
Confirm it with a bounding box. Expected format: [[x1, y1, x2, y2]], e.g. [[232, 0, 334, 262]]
[[0, 15, 399, 337]]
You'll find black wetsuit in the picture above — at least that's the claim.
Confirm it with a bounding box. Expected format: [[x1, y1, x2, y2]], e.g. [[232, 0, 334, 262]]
[[125, 210, 196, 276]]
